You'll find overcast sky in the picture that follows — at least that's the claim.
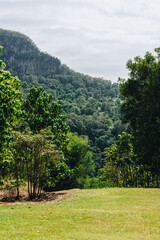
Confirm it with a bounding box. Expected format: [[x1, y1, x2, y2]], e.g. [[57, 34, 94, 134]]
[[0, 0, 160, 82]]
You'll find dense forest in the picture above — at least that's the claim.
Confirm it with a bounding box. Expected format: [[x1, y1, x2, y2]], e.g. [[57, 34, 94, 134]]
[[101, 50, 160, 188], [0, 29, 159, 196], [0, 29, 125, 172]]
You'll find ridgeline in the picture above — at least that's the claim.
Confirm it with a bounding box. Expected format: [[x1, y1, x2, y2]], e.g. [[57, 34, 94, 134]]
[[0, 28, 124, 171]]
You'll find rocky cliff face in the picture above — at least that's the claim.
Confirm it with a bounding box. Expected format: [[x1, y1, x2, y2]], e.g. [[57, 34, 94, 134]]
[[0, 29, 61, 77]]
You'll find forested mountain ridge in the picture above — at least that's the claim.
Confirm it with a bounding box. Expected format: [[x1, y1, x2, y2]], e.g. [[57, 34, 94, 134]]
[[0, 28, 123, 171], [0, 28, 61, 77]]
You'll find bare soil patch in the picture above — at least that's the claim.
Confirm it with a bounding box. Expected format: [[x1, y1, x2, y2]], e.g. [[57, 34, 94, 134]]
[[0, 186, 73, 205]]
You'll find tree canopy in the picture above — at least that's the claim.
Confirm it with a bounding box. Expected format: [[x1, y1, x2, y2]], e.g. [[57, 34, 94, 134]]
[[23, 87, 69, 150], [0, 46, 22, 167], [0, 47, 95, 196], [0, 29, 121, 171], [119, 49, 160, 186]]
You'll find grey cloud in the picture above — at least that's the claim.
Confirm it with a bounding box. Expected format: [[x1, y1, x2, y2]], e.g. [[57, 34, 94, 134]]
[[41, 27, 82, 37], [0, 16, 48, 27], [1, 0, 93, 8], [115, 9, 141, 18], [0, 0, 160, 82]]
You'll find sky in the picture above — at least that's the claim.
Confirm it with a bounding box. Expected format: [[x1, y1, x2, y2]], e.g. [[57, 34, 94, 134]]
[[0, 0, 160, 82]]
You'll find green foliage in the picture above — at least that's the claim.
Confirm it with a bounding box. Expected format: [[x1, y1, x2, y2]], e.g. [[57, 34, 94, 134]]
[[0, 30, 123, 195], [42, 132, 94, 191], [0, 29, 61, 77], [43, 161, 74, 191], [21, 74, 121, 170], [12, 86, 71, 197], [12, 128, 63, 199], [119, 49, 160, 186], [68, 113, 116, 170], [0, 29, 122, 171], [23, 87, 69, 150], [65, 132, 94, 179], [0, 46, 22, 168], [101, 132, 138, 187], [84, 177, 113, 189], [21, 75, 120, 171]]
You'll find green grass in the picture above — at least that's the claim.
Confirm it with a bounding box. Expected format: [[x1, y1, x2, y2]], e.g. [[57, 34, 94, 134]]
[[0, 188, 160, 239]]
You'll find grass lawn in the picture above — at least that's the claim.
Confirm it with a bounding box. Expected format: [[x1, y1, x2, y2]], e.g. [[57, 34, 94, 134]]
[[0, 188, 160, 240]]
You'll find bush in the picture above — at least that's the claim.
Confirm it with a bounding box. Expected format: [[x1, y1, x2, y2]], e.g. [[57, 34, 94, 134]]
[[84, 177, 114, 189]]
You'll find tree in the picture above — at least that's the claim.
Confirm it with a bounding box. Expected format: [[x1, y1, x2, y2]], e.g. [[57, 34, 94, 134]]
[[0, 46, 22, 170], [12, 128, 62, 199], [12, 87, 70, 198], [100, 132, 137, 187], [64, 132, 94, 188], [23, 87, 69, 150], [119, 50, 160, 186], [35, 132, 94, 191]]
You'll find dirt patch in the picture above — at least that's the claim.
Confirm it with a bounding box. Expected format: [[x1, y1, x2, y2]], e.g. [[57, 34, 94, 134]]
[[0, 187, 73, 205]]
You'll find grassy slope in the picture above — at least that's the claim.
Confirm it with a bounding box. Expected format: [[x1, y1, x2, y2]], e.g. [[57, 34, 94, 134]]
[[0, 188, 160, 240]]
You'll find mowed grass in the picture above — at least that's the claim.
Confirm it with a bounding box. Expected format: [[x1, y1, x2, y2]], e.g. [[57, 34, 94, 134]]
[[0, 188, 160, 240]]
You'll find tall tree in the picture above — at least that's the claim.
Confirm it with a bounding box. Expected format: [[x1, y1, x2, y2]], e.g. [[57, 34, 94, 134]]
[[0, 46, 22, 169], [64, 132, 94, 188], [13, 129, 60, 199], [23, 87, 69, 150], [101, 132, 136, 187], [119, 50, 160, 186]]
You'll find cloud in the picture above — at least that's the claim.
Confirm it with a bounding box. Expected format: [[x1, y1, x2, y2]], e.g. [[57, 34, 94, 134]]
[[0, 0, 160, 81]]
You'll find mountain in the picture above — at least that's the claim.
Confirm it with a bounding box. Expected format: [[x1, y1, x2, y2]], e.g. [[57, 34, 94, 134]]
[[0, 28, 124, 172], [0, 28, 61, 77]]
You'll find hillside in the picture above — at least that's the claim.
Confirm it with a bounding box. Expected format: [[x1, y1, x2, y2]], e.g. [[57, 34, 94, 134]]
[[0, 28, 61, 77], [0, 28, 124, 171]]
